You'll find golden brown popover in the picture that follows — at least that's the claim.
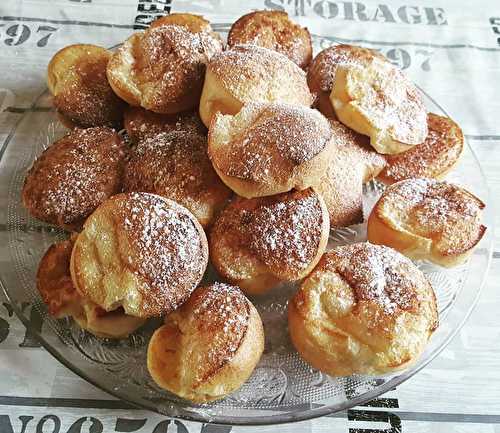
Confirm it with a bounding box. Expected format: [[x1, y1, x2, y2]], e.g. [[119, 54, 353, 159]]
[[289, 242, 438, 376], [210, 188, 329, 294], [22, 127, 128, 232], [331, 58, 428, 154], [367, 178, 486, 267], [123, 130, 232, 227], [107, 24, 223, 114], [199, 44, 313, 127], [378, 113, 464, 184], [48, 44, 126, 128], [147, 282, 264, 402], [70, 192, 209, 318], [37, 238, 145, 338], [228, 10, 312, 69], [307, 44, 386, 118], [208, 102, 334, 198]]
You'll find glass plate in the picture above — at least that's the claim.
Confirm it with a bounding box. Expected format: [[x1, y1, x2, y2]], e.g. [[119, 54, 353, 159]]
[[0, 33, 494, 425]]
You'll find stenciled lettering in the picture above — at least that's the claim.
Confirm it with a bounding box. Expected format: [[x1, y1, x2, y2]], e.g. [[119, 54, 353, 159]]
[[267, 1, 448, 25], [36, 415, 61, 433], [133, 0, 171, 30]]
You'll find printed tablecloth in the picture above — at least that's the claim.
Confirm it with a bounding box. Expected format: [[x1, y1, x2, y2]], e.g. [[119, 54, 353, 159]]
[[1, 1, 500, 432]]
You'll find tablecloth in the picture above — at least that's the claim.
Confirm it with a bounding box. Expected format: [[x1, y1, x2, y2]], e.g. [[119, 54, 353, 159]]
[[1, 1, 500, 432]]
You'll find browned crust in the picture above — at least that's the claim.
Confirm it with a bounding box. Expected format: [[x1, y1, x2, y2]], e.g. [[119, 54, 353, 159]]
[[150, 13, 213, 33], [22, 127, 128, 232], [149, 13, 224, 54], [378, 113, 464, 184], [107, 25, 223, 114], [48, 44, 126, 128], [314, 120, 385, 228], [320, 244, 429, 314], [307, 44, 386, 118], [204, 44, 313, 109], [36, 238, 81, 318], [368, 178, 486, 264], [211, 103, 331, 178], [288, 243, 439, 376], [147, 283, 264, 403], [208, 102, 334, 198], [123, 130, 232, 228], [228, 10, 312, 69], [70, 192, 209, 318], [178, 283, 251, 383], [315, 161, 364, 228], [123, 106, 206, 143], [329, 120, 386, 182], [37, 238, 146, 338], [331, 59, 428, 153], [210, 188, 330, 290]]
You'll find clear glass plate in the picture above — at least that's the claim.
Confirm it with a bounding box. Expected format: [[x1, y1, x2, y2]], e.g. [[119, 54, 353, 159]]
[[0, 36, 494, 425]]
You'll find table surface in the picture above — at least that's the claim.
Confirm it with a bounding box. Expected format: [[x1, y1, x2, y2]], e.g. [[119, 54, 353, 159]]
[[1, 1, 500, 432]]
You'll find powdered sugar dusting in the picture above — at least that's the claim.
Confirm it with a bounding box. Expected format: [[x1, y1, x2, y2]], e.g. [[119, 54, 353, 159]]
[[124, 106, 206, 142], [386, 178, 482, 223], [208, 44, 312, 105], [381, 113, 463, 182], [343, 59, 427, 145], [330, 243, 424, 314], [117, 192, 207, 315], [382, 178, 485, 255], [212, 189, 323, 278], [248, 192, 323, 273], [54, 49, 125, 128], [307, 44, 385, 94], [142, 24, 221, 68], [189, 283, 250, 375], [132, 24, 223, 112], [23, 127, 126, 230], [222, 103, 332, 181], [123, 130, 230, 224], [387, 177, 432, 206], [227, 11, 311, 68], [125, 130, 210, 196], [192, 283, 249, 338]]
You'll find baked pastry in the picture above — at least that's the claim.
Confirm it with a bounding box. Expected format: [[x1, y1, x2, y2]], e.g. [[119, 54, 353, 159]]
[[288, 242, 438, 376], [147, 282, 264, 402], [307, 44, 386, 118], [367, 178, 486, 267], [210, 189, 329, 294], [378, 113, 464, 184], [37, 238, 145, 338], [123, 130, 232, 227], [22, 127, 128, 232], [227, 10, 312, 69], [331, 121, 387, 184], [199, 44, 314, 127], [106, 24, 223, 114], [37, 237, 81, 319], [208, 102, 334, 198], [47, 44, 126, 128], [150, 13, 216, 34], [70, 192, 208, 318], [331, 57, 428, 154], [315, 120, 386, 227], [123, 106, 206, 143]]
